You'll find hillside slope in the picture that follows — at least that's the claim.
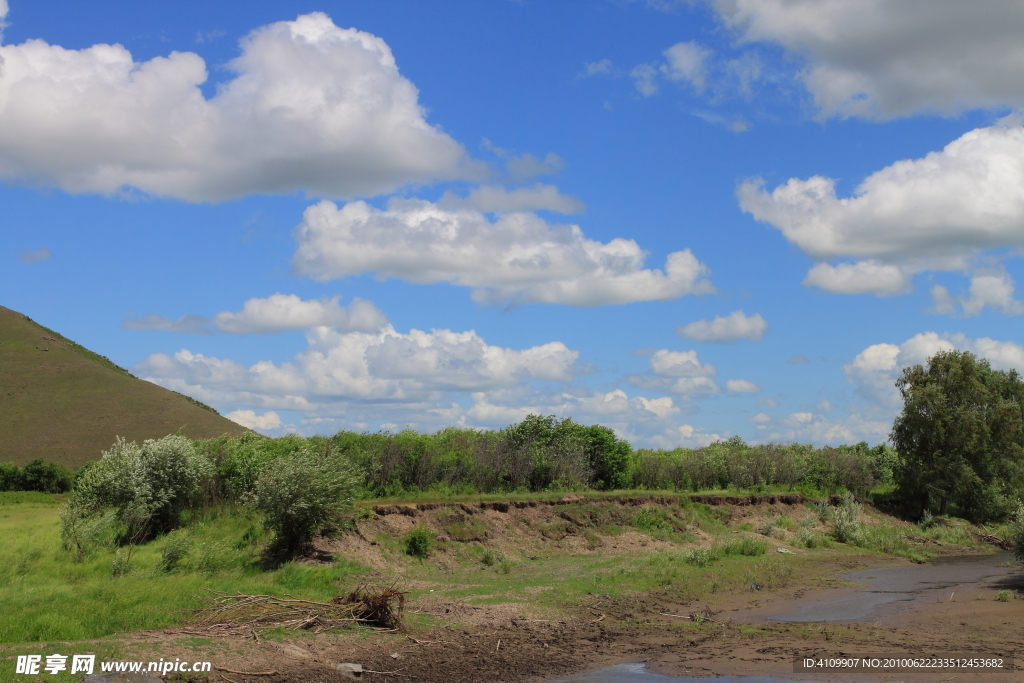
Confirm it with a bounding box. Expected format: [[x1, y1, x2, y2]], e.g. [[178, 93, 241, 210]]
[[0, 305, 246, 467]]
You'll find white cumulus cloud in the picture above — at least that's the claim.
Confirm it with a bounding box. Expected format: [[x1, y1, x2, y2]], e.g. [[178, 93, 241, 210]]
[[662, 41, 713, 91], [739, 123, 1024, 298], [292, 197, 714, 306], [135, 325, 581, 410], [930, 270, 1024, 317], [802, 261, 911, 296], [844, 331, 1024, 410], [226, 410, 283, 432], [213, 294, 388, 334], [123, 294, 387, 335], [0, 11, 474, 201], [627, 348, 720, 396], [725, 379, 761, 393], [710, 0, 1024, 119], [677, 310, 767, 343]]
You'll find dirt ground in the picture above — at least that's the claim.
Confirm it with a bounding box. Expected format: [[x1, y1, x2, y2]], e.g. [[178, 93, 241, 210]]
[[114, 550, 1020, 683], [18, 496, 1016, 683]]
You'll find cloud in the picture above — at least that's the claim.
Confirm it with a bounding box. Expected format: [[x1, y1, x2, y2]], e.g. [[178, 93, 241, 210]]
[[213, 294, 389, 334], [226, 409, 282, 431], [725, 379, 761, 393], [480, 141, 566, 181], [764, 411, 890, 445], [136, 325, 580, 407], [632, 41, 714, 97], [786, 355, 810, 364], [0, 12, 475, 201], [123, 294, 388, 335], [630, 64, 660, 97], [710, 0, 1024, 119], [750, 412, 771, 423], [293, 198, 714, 306], [739, 123, 1024, 296], [132, 323, 713, 447], [844, 331, 1024, 410], [506, 153, 565, 181], [627, 348, 721, 396], [581, 59, 613, 77], [802, 261, 911, 296], [122, 313, 213, 335], [17, 246, 51, 263], [931, 270, 1024, 317], [662, 41, 713, 92], [677, 310, 767, 343], [438, 184, 585, 214], [649, 349, 717, 377]]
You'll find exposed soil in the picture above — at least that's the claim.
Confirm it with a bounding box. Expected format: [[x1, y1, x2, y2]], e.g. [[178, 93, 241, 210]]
[[29, 496, 1019, 683], [128, 558, 1022, 683]]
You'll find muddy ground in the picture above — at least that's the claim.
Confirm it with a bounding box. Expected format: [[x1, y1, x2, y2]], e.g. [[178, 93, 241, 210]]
[[129, 554, 1023, 683]]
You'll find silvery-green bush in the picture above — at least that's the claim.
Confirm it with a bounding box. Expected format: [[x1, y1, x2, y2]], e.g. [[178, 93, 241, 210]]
[[248, 447, 360, 553], [61, 434, 213, 555], [830, 493, 864, 545]]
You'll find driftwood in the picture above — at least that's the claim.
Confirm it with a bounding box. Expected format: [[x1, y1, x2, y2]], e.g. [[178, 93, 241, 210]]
[[187, 584, 407, 636], [971, 531, 1013, 550]]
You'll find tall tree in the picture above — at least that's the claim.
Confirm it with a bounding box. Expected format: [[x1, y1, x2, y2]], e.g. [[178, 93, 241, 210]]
[[891, 350, 1024, 521]]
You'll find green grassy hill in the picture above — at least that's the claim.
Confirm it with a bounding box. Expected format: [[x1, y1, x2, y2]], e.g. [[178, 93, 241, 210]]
[[0, 305, 247, 467]]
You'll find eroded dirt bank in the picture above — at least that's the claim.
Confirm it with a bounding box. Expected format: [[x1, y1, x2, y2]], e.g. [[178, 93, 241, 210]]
[[11, 495, 1019, 683]]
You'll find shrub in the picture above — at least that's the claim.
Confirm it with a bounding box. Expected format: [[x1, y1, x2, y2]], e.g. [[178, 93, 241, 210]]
[[1011, 502, 1024, 562], [155, 532, 191, 573], [996, 590, 1012, 602], [830, 494, 864, 544], [249, 447, 360, 554], [683, 547, 720, 567], [405, 525, 434, 558], [795, 528, 828, 549], [61, 435, 212, 560], [633, 508, 672, 533], [722, 537, 768, 556]]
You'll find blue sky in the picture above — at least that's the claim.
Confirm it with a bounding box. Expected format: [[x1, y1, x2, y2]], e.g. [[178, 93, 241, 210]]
[[3, 0, 1024, 447]]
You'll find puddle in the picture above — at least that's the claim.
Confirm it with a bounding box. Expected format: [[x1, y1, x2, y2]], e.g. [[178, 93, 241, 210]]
[[549, 663, 821, 683], [768, 552, 1019, 623]]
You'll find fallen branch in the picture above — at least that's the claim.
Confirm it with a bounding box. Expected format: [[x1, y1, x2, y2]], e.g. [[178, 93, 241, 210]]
[[971, 532, 1012, 550]]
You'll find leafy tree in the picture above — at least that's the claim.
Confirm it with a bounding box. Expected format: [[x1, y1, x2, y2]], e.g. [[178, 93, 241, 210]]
[[22, 459, 73, 493], [0, 463, 26, 491], [891, 350, 1024, 522], [583, 425, 632, 490]]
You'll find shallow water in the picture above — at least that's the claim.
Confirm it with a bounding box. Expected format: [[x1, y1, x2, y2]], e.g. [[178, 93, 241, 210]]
[[549, 663, 820, 683], [768, 551, 1018, 623]]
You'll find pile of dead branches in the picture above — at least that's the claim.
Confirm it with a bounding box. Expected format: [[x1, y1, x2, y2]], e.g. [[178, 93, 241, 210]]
[[190, 584, 406, 635]]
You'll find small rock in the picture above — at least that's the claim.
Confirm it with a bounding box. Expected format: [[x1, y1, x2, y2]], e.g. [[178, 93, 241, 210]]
[[278, 643, 312, 658], [337, 662, 363, 678], [390, 652, 401, 659]]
